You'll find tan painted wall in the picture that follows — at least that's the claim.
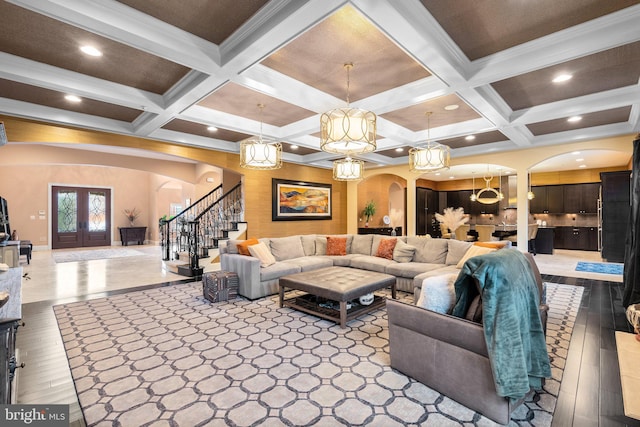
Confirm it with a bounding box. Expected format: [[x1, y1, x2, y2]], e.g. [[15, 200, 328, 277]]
[[356, 174, 406, 228], [0, 164, 164, 245], [0, 116, 347, 245]]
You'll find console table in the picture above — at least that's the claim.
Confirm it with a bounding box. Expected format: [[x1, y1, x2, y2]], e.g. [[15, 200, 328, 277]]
[[119, 226, 147, 246], [358, 227, 402, 236]]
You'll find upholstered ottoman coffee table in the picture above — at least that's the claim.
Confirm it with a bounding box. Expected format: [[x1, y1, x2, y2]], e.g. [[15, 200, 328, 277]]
[[279, 266, 396, 328]]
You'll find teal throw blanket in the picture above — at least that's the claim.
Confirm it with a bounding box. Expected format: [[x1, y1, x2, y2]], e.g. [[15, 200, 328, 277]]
[[451, 249, 551, 400]]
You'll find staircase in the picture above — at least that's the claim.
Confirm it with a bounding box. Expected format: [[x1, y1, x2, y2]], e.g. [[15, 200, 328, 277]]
[[160, 182, 244, 277]]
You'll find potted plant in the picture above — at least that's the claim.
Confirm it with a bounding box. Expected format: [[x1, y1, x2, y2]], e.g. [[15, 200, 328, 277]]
[[362, 201, 376, 227]]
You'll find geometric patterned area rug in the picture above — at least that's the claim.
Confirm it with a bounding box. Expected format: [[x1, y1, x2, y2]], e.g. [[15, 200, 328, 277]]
[[575, 261, 624, 275], [54, 281, 583, 426], [52, 248, 144, 263]]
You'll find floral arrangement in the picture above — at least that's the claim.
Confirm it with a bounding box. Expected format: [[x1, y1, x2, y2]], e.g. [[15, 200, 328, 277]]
[[435, 207, 468, 232], [123, 208, 141, 224]]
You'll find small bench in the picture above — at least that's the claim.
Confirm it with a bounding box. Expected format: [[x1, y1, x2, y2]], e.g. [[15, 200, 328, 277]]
[[279, 266, 396, 328]]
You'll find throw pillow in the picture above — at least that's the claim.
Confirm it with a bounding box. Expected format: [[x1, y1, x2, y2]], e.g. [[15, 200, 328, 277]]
[[416, 273, 459, 314], [326, 236, 347, 256], [456, 245, 496, 268], [393, 239, 416, 263], [270, 236, 305, 261], [375, 238, 397, 260], [445, 239, 473, 265], [237, 238, 259, 256], [474, 241, 510, 249], [248, 241, 276, 267]]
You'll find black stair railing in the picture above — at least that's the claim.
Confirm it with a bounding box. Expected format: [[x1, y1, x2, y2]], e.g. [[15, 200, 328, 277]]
[[160, 184, 224, 261], [160, 182, 243, 276]]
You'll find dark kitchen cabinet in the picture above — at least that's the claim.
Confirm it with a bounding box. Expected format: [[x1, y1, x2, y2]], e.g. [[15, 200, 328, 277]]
[[446, 190, 472, 214], [563, 183, 600, 213], [554, 226, 598, 251], [416, 187, 440, 237], [530, 185, 564, 213], [600, 171, 631, 262]]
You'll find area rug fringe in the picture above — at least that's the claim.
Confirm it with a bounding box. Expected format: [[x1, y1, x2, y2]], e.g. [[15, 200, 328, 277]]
[[54, 281, 583, 426]]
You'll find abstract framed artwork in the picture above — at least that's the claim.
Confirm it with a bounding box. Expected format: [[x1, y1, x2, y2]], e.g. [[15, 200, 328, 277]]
[[272, 179, 332, 221]]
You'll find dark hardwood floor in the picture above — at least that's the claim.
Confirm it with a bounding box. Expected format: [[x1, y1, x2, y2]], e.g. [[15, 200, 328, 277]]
[[544, 274, 640, 427], [14, 275, 640, 426]]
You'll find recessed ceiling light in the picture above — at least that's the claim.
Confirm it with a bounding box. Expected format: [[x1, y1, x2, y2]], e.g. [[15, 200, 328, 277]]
[[579, 164, 587, 168], [207, 126, 218, 132], [576, 158, 584, 162], [64, 94, 82, 103], [449, 176, 455, 179], [567, 116, 582, 123], [571, 151, 581, 155], [465, 135, 475, 141], [395, 147, 403, 152], [80, 45, 102, 57], [290, 144, 299, 150], [444, 104, 459, 111], [435, 173, 441, 176], [552, 74, 572, 83]]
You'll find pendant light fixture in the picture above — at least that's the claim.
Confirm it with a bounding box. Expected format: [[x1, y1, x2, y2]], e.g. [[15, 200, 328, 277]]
[[320, 63, 376, 155], [239, 104, 282, 170], [527, 170, 536, 200], [333, 156, 364, 181], [474, 167, 504, 204], [409, 112, 450, 172]]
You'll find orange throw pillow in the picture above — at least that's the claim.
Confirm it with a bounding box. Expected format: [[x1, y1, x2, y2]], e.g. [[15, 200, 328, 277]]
[[474, 241, 509, 249], [376, 238, 397, 260], [326, 236, 347, 256], [237, 238, 259, 256]]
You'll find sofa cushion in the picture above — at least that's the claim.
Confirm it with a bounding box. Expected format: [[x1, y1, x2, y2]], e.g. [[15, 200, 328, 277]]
[[386, 262, 446, 279], [456, 245, 496, 268], [416, 273, 458, 314], [248, 241, 276, 267], [407, 237, 448, 264], [270, 236, 305, 261], [301, 234, 317, 256], [225, 239, 243, 254], [286, 256, 333, 272], [375, 238, 397, 260], [393, 239, 416, 263], [445, 239, 473, 265], [259, 262, 301, 281], [238, 238, 259, 256], [350, 255, 395, 273], [326, 236, 347, 255], [322, 254, 360, 266], [351, 234, 373, 255], [465, 294, 483, 323]]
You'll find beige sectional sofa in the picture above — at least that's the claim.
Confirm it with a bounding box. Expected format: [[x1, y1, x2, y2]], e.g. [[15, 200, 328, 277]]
[[220, 233, 486, 300]]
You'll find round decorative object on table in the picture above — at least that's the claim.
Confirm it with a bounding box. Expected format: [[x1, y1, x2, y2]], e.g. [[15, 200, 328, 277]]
[[383, 215, 391, 225], [359, 293, 375, 306], [626, 303, 640, 336]]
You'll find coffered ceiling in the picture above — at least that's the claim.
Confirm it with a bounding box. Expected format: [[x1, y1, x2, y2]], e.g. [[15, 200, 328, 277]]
[[0, 0, 638, 174]]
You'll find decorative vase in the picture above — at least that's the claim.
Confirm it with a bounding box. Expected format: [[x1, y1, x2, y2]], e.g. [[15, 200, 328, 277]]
[[365, 222, 369, 228]]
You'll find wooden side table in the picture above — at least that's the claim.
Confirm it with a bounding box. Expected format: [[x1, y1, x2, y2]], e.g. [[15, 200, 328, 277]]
[[119, 227, 147, 246]]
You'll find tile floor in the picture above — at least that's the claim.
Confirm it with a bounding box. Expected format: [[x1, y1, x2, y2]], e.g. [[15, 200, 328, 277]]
[[10, 245, 637, 426]]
